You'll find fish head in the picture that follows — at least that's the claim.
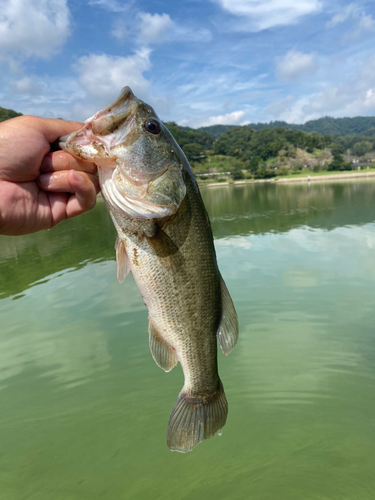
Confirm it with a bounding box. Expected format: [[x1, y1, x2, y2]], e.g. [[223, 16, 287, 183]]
[[59, 86, 186, 219]]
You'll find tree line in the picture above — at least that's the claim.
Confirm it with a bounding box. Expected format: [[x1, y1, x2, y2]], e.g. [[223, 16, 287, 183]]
[[199, 116, 375, 138]]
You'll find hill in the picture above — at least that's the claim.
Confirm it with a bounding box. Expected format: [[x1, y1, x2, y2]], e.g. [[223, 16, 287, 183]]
[[0, 106, 22, 122], [199, 116, 375, 138]]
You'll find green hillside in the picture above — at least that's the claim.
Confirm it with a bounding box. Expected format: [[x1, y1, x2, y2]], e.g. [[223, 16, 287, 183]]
[[0, 106, 22, 122], [199, 116, 375, 138]]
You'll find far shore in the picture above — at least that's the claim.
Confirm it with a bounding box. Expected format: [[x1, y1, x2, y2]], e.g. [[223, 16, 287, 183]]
[[95, 170, 375, 202], [198, 170, 375, 188]]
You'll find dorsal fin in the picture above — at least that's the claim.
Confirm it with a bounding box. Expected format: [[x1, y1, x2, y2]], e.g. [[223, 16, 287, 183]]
[[149, 320, 178, 372], [115, 237, 130, 283], [217, 275, 239, 356]]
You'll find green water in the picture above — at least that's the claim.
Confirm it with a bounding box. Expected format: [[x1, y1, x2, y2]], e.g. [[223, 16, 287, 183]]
[[1, 180, 375, 499]]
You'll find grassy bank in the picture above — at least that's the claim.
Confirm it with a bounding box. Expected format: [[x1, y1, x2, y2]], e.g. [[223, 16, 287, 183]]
[[198, 168, 375, 187]]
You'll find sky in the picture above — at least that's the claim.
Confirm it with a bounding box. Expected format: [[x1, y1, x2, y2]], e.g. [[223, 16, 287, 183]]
[[1, 0, 375, 127]]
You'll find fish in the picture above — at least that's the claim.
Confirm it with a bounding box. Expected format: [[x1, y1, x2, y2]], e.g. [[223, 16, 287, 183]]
[[59, 87, 239, 453]]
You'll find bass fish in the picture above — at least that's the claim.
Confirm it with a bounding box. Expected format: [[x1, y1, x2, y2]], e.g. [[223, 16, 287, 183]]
[[60, 87, 238, 452]]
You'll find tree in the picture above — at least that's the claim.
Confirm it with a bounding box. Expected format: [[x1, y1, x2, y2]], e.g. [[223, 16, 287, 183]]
[[330, 144, 345, 156], [183, 143, 204, 160], [352, 141, 373, 157], [327, 154, 349, 171], [230, 158, 244, 180], [0, 106, 22, 122]]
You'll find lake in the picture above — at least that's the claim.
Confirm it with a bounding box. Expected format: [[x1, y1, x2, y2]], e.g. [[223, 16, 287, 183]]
[[1, 179, 375, 499]]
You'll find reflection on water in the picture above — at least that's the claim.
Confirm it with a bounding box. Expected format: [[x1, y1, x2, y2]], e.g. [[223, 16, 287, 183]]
[[1, 179, 375, 499], [202, 179, 375, 237]]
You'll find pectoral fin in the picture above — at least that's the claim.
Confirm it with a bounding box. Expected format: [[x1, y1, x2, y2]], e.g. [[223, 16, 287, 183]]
[[115, 237, 130, 283], [217, 275, 239, 356], [149, 320, 178, 372]]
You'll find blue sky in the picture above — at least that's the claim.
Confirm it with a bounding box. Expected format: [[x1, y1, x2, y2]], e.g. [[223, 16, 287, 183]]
[[1, 0, 375, 127]]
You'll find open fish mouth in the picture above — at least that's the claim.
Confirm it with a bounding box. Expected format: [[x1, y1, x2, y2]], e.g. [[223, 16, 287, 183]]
[[59, 128, 170, 190], [59, 85, 186, 219], [58, 135, 69, 147]]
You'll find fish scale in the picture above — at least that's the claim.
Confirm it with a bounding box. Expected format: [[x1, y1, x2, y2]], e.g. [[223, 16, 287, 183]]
[[59, 86, 239, 452]]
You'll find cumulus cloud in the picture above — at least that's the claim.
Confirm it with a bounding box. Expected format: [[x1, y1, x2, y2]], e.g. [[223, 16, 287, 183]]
[[302, 58, 375, 118], [276, 50, 318, 82], [109, 9, 210, 45], [74, 50, 151, 104], [196, 110, 246, 127], [138, 12, 174, 44], [214, 0, 322, 31], [267, 55, 375, 123], [0, 0, 71, 60]]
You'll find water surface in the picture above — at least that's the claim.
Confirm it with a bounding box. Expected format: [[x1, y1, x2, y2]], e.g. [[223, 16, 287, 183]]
[[1, 180, 375, 499]]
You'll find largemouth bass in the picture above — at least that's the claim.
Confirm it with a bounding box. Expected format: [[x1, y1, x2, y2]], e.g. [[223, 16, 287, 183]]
[[59, 87, 238, 452]]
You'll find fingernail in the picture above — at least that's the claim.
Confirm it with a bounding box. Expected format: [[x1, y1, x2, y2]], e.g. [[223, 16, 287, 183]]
[[72, 171, 84, 183], [38, 174, 52, 188]]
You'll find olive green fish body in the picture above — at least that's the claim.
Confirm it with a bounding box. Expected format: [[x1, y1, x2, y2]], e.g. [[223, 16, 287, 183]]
[[59, 87, 238, 452]]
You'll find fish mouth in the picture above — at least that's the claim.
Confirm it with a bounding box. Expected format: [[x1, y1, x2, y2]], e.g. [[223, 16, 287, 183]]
[[58, 135, 69, 149], [60, 126, 168, 189], [58, 86, 165, 188], [58, 85, 186, 218], [58, 86, 138, 157]]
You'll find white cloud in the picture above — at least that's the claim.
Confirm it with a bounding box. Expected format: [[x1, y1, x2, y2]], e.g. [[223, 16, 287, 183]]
[[110, 20, 129, 41], [138, 12, 174, 44], [0, 0, 70, 60], [327, 3, 358, 27], [135, 12, 211, 45], [214, 0, 322, 31], [87, 0, 131, 12], [344, 14, 375, 40], [216, 237, 253, 249], [265, 96, 297, 117], [196, 110, 246, 127], [9, 76, 43, 95], [267, 55, 375, 123], [276, 50, 318, 82], [3, 73, 86, 119], [327, 4, 375, 41], [74, 50, 151, 104]]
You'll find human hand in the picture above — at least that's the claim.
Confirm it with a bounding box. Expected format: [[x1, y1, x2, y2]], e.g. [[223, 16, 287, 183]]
[[0, 116, 100, 236]]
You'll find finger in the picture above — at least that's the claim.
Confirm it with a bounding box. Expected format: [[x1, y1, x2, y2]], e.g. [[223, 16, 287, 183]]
[[38, 170, 100, 194], [46, 171, 98, 227], [47, 192, 70, 228], [30, 117, 87, 144], [65, 170, 98, 219], [40, 151, 97, 174]]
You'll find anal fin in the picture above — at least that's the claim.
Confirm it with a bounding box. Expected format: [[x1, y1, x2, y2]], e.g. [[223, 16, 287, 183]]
[[217, 275, 239, 356], [149, 320, 178, 372], [115, 237, 130, 283]]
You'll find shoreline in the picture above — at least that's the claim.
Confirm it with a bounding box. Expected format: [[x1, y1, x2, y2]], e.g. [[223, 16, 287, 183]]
[[198, 170, 375, 188]]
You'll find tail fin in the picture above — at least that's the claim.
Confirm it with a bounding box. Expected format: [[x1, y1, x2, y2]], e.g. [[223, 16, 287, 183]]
[[166, 382, 228, 453]]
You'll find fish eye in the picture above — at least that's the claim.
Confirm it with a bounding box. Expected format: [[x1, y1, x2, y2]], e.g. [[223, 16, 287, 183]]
[[144, 119, 161, 135]]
